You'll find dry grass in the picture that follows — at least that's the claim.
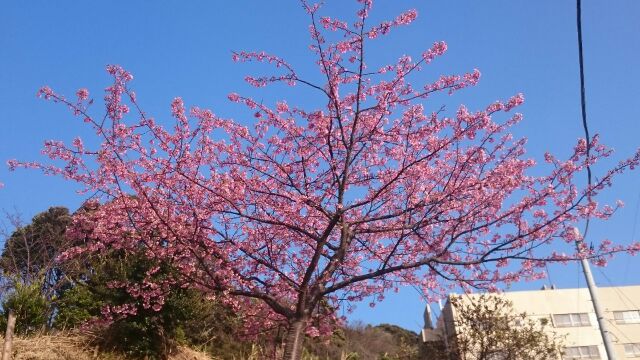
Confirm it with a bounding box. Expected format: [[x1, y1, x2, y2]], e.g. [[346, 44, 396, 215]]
[[169, 345, 215, 360], [0, 334, 214, 360]]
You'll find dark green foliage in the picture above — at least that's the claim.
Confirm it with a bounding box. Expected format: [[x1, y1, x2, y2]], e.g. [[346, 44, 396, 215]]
[[57, 251, 181, 359], [0, 280, 48, 335], [103, 288, 234, 359], [54, 284, 101, 330], [56, 248, 249, 360], [168, 290, 252, 359], [0, 207, 73, 289]]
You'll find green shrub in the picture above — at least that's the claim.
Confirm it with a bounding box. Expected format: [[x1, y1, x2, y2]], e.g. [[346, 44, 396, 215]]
[[0, 280, 49, 335], [54, 284, 102, 329]]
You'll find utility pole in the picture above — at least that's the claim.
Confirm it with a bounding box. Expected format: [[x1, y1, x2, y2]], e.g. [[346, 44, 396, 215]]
[[576, 240, 617, 360], [575, 0, 617, 358]]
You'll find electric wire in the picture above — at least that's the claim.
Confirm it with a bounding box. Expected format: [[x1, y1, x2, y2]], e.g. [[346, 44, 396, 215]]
[[577, 0, 592, 243], [624, 191, 640, 282], [596, 267, 640, 310], [575, 1, 617, 358]]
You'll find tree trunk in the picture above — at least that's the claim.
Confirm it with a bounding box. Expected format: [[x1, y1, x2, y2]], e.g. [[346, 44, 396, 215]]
[[282, 319, 305, 360], [1, 310, 16, 360]]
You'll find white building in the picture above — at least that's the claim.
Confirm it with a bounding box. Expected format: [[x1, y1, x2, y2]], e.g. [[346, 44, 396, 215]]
[[422, 285, 640, 359]]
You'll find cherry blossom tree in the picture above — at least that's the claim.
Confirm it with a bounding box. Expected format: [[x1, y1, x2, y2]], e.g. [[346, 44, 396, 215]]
[[8, 1, 640, 359]]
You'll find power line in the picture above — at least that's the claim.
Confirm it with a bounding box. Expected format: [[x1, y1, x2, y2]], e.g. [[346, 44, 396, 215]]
[[624, 190, 640, 282], [596, 267, 640, 311], [575, 0, 617, 358]]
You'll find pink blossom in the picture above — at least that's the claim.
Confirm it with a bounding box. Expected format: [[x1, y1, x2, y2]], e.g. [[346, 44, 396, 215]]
[[276, 101, 289, 113], [76, 88, 89, 100], [504, 93, 525, 111], [396, 9, 417, 25], [227, 92, 240, 102], [37, 86, 54, 99]]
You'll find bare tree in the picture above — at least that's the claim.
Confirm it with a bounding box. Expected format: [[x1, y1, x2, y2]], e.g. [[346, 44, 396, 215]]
[[425, 295, 564, 360]]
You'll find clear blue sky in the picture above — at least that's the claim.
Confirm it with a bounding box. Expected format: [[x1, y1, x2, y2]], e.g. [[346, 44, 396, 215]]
[[1, 1, 639, 332]]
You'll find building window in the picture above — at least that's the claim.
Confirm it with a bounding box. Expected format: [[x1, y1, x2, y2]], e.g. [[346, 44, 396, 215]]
[[625, 343, 640, 358], [563, 346, 600, 359], [614, 310, 640, 324], [553, 313, 590, 327]]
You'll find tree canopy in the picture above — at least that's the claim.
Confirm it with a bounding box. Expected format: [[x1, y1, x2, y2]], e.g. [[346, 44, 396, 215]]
[[0, 206, 73, 293]]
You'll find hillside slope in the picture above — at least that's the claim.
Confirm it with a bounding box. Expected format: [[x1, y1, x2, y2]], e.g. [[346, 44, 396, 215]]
[[0, 334, 212, 360]]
